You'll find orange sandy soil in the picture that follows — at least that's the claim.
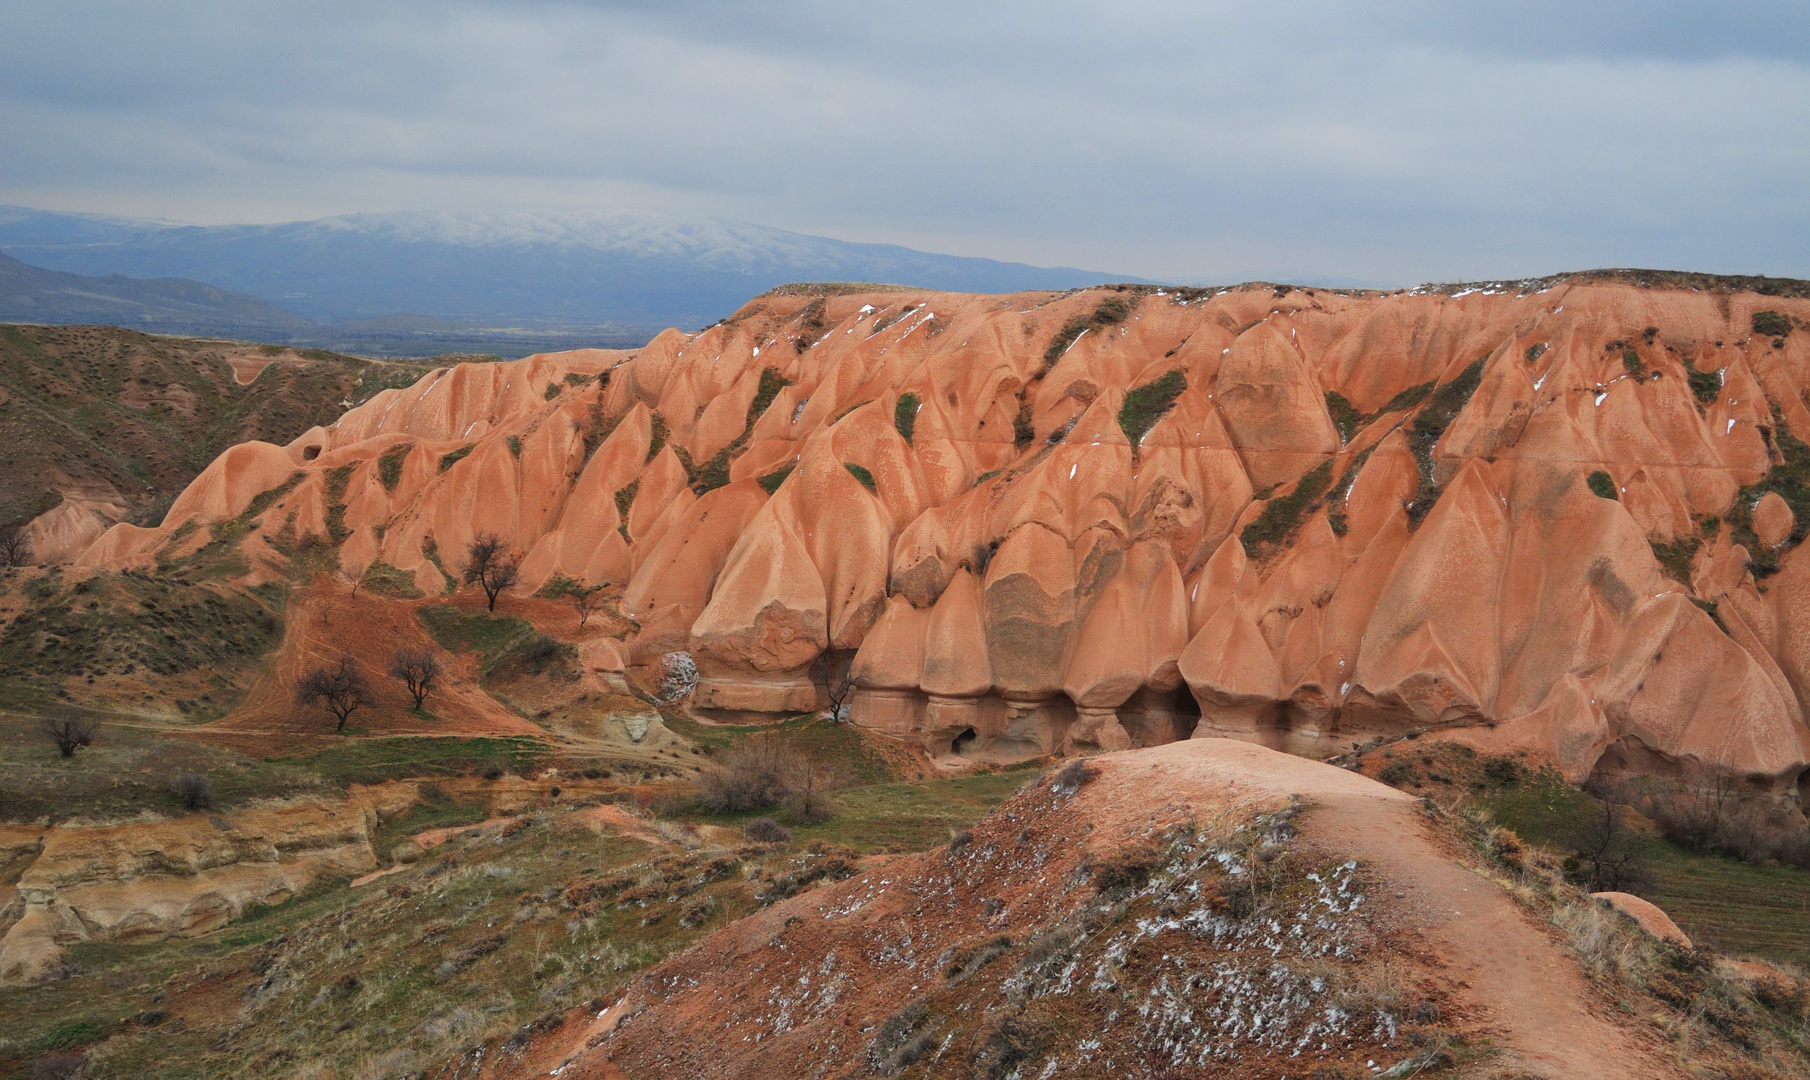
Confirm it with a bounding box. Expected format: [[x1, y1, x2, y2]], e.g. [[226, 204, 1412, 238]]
[[182, 585, 543, 757]]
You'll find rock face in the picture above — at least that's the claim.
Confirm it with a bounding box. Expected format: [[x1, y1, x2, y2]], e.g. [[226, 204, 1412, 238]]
[[0, 784, 415, 982], [77, 276, 1810, 794]]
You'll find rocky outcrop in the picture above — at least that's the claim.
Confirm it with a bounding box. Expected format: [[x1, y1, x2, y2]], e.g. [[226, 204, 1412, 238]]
[[76, 276, 1810, 794], [0, 784, 415, 983]]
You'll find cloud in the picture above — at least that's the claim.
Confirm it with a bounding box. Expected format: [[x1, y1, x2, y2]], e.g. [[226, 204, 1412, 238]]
[[1, 0, 1806, 282]]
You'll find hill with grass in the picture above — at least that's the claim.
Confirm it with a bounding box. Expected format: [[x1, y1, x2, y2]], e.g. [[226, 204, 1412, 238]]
[[0, 323, 435, 559]]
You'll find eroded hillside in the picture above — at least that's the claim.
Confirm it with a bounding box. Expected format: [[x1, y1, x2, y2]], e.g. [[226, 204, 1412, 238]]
[[72, 275, 1810, 801], [0, 324, 434, 560]]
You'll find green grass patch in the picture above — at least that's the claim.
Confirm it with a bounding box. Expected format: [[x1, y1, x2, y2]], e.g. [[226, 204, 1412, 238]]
[[1117, 369, 1186, 449], [1725, 419, 1810, 576], [1687, 366, 1722, 407], [757, 465, 794, 495], [506, 434, 522, 458], [361, 559, 423, 599], [416, 604, 538, 675], [1376, 379, 1436, 415], [1040, 293, 1135, 373], [844, 462, 877, 492], [266, 736, 548, 786], [438, 443, 473, 473], [614, 479, 640, 539], [376, 443, 412, 491], [894, 392, 920, 444], [1240, 458, 1334, 558], [1651, 534, 1701, 584], [1587, 470, 1617, 500], [1323, 390, 1362, 443], [1753, 310, 1792, 338], [645, 412, 668, 463]]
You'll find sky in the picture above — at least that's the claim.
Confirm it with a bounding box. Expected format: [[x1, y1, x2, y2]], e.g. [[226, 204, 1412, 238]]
[[2, 1, 1807, 285]]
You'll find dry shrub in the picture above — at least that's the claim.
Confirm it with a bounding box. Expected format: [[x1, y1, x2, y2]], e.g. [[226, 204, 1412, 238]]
[[696, 736, 837, 815], [742, 817, 791, 844], [1050, 758, 1094, 795], [867, 1000, 936, 1076], [1091, 845, 1159, 894]]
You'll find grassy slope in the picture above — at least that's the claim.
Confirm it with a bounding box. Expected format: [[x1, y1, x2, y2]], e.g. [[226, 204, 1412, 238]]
[[0, 324, 432, 528], [0, 748, 1036, 1078], [1362, 738, 1810, 966]]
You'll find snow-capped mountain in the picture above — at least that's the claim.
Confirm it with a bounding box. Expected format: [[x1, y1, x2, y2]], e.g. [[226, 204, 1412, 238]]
[[0, 206, 1140, 332]]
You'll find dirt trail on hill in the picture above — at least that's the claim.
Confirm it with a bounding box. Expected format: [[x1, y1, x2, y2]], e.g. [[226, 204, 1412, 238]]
[[1092, 740, 1680, 1080], [548, 739, 1681, 1080]]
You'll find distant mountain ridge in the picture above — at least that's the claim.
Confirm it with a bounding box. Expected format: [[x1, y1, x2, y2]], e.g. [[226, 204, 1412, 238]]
[[0, 250, 310, 334], [0, 206, 1144, 333]]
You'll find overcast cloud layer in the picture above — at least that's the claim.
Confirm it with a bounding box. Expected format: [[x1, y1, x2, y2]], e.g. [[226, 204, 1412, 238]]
[[2, 1, 1807, 285]]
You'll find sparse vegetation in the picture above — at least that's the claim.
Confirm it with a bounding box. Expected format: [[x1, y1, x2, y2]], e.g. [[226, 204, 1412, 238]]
[[1525, 342, 1547, 363], [1689, 365, 1723, 406], [1240, 458, 1334, 558], [294, 655, 375, 733], [1040, 293, 1135, 373], [376, 442, 412, 492], [438, 443, 473, 473], [1753, 310, 1792, 339], [894, 392, 920, 444], [1587, 470, 1618, 500], [1117, 369, 1186, 449], [1323, 390, 1362, 443], [844, 462, 877, 492], [757, 465, 794, 494]]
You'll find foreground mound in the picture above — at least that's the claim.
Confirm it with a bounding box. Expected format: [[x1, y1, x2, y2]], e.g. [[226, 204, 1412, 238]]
[[520, 740, 1680, 1079], [74, 275, 1810, 800]]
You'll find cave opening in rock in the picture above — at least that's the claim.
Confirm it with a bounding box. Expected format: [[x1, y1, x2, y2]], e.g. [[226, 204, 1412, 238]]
[[302, 445, 322, 460], [952, 727, 977, 755]]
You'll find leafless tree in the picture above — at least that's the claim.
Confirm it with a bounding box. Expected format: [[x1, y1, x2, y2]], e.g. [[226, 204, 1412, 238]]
[[295, 655, 375, 733], [812, 648, 856, 722], [463, 533, 519, 612], [0, 525, 30, 568], [40, 714, 97, 757], [388, 648, 442, 710], [571, 585, 605, 627]]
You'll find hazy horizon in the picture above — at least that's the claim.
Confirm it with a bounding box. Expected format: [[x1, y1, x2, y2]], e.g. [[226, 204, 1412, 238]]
[[4, 1, 1807, 286]]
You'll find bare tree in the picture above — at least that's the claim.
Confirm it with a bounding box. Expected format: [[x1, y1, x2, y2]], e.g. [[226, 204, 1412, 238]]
[[388, 648, 442, 710], [463, 533, 519, 612], [40, 714, 97, 757], [295, 655, 376, 733], [571, 585, 605, 628], [812, 648, 856, 722], [0, 525, 31, 568]]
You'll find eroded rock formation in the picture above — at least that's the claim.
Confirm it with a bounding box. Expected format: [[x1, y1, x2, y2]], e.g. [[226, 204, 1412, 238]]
[[76, 276, 1810, 796]]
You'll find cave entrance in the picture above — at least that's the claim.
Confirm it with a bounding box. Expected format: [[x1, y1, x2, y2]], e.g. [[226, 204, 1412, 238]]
[[301, 445, 322, 460], [951, 727, 977, 755]]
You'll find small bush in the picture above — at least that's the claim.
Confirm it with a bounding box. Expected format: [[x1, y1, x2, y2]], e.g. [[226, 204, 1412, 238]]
[[1525, 343, 1548, 363], [743, 817, 791, 844], [1621, 346, 1645, 375], [948, 828, 974, 853], [171, 772, 215, 811], [1753, 310, 1792, 338], [867, 1000, 935, 1076], [757, 466, 793, 495], [1091, 847, 1158, 894], [1587, 470, 1618, 500], [1012, 397, 1035, 447], [698, 740, 795, 813], [1050, 758, 1093, 795]]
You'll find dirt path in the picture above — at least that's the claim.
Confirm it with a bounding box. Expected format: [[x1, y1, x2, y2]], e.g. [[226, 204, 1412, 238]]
[[1098, 740, 1682, 1080]]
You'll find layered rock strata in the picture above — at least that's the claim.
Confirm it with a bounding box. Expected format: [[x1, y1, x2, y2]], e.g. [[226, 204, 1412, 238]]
[[77, 277, 1810, 798]]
